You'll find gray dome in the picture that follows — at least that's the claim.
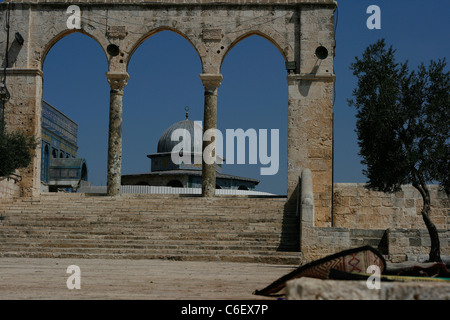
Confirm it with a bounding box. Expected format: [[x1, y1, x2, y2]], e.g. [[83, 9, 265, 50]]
[[157, 119, 203, 154]]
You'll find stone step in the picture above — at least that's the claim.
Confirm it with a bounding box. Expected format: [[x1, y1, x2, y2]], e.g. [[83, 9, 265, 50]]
[[0, 246, 300, 257], [0, 229, 294, 240], [0, 233, 298, 246], [0, 226, 298, 234], [1, 243, 299, 256], [0, 241, 299, 254], [2, 199, 288, 208], [0, 214, 297, 223], [0, 240, 297, 253], [0, 250, 301, 265], [0, 237, 296, 248], [0, 194, 301, 264], [0, 207, 291, 215], [0, 230, 298, 242], [0, 212, 293, 220], [0, 219, 298, 230]]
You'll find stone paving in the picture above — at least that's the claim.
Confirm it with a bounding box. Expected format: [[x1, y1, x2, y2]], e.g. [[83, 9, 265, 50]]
[[0, 258, 295, 300]]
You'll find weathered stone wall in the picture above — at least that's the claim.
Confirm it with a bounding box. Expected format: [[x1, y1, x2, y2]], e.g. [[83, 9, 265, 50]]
[[299, 176, 449, 262], [0, 177, 21, 200], [301, 227, 385, 261], [388, 229, 449, 263], [288, 77, 334, 226], [286, 4, 336, 227], [301, 226, 449, 263], [1, 70, 43, 198], [333, 183, 449, 231], [286, 277, 450, 300]]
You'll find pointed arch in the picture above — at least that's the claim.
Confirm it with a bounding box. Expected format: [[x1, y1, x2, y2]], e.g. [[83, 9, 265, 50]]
[[42, 31, 110, 188], [218, 33, 288, 195], [122, 29, 204, 178], [41, 29, 108, 70], [220, 31, 289, 73], [126, 27, 204, 72]]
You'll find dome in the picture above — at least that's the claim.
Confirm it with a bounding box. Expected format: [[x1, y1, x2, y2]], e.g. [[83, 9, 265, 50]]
[[157, 119, 203, 154]]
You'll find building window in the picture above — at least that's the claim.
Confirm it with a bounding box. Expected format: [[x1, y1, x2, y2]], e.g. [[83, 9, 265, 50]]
[[41, 144, 50, 183]]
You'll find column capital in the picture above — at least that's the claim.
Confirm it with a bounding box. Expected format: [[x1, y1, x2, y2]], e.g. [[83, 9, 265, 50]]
[[200, 73, 223, 91], [106, 72, 130, 91]]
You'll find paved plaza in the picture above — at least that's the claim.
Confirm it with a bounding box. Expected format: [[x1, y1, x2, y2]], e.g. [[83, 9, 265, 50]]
[[0, 258, 295, 300]]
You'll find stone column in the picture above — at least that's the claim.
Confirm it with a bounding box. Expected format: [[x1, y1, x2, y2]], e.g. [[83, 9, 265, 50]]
[[200, 74, 223, 197], [106, 72, 129, 196]]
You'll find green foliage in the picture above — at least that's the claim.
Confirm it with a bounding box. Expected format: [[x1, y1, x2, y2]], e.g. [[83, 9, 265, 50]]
[[348, 39, 450, 195], [0, 110, 37, 178]]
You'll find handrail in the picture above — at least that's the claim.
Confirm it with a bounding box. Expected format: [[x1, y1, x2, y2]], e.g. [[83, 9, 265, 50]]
[[300, 168, 314, 227]]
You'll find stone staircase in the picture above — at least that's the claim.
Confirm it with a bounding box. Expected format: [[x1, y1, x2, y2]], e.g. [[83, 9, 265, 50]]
[[0, 193, 301, 265]]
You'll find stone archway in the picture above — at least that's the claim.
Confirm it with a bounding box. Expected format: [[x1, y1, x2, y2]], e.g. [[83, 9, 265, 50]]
[[0, 0, 336, 226], [219, 34, 288, 195]]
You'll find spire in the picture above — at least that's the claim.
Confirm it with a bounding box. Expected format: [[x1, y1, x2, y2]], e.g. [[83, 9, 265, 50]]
[[185, 106, 190, 120]]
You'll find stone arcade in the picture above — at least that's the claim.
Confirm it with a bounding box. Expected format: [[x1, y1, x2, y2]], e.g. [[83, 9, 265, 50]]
[[0, 0, 337, 226]]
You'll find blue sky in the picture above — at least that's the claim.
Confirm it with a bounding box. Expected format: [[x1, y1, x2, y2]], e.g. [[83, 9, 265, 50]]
[[19, 0, 449, 194]]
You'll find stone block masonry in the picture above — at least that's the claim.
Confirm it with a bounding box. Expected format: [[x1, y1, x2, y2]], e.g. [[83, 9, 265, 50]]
[[298, 175, 449, 262], [300, 225, 449, 263], [0, 177, 21, 200], [388, 229, 449, 263], [333, 184, 449, 231]]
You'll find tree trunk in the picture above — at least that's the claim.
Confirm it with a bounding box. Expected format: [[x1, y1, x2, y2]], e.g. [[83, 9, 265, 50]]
[[414, 182, 442, 263], [421, 205, 442, 263]]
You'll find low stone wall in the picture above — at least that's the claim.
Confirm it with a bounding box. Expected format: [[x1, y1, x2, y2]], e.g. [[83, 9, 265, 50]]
[[0, 178, 21, 200], [299, 175, 449, 262], [388, 229, 449, 262], [301, 227, 387, 261], [301, 226, 449, 263], [333, 184, 449, 230], [286, 277, 450, 300]]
